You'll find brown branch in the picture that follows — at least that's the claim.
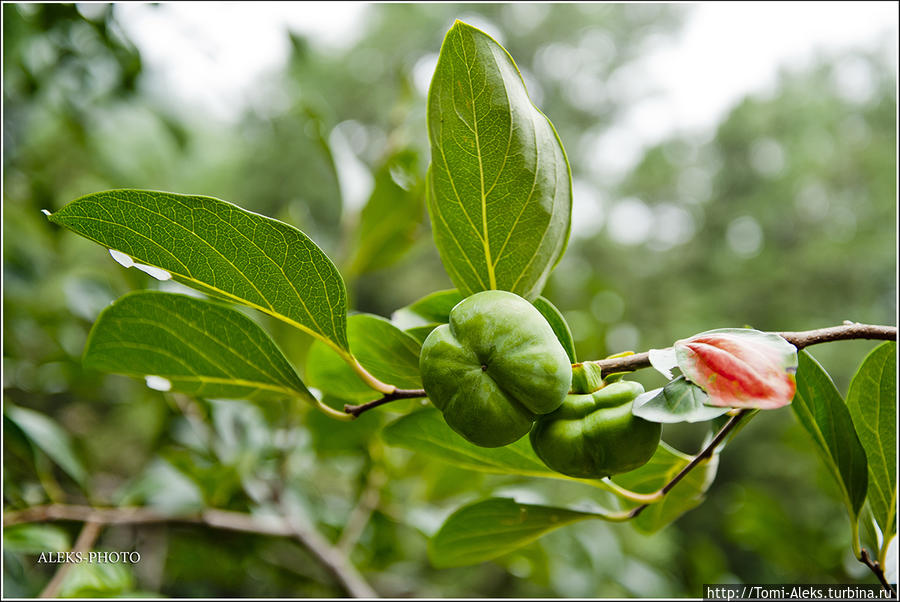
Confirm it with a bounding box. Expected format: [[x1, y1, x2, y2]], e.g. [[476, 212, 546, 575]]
[[344, 388, 426, 417], [4, 505, 376, 598], [588, 322, 896, 375], [39, 520, 103, 598], [859, 548, 897, 596], [344, 323, 896, 417], [626, 410, 750, 519]]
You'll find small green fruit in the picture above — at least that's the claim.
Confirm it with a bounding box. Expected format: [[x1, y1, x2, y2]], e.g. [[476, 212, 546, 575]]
[[419, 290, 572, 447], [530, 380, 661, 478]]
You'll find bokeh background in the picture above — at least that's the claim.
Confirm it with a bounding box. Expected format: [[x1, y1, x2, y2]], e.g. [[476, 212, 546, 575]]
[[3, 3, 897, 597]]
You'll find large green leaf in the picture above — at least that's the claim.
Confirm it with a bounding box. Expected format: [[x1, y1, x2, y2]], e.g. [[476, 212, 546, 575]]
[[5, 405, 88, 486], [426, 21, 572, 301], [428, 497, 606, 568], [846, 342, 896, 537], [611, 442, 720, 533], [345, 149, 424, 276], [792, 351, 869, 522], [306, 313, 423, 402], [81, 291, 344, 417], [48, 190, 351, 356]]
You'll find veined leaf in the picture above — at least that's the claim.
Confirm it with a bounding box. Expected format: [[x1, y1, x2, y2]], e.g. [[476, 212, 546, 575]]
[[82, 291, 346, 418], [345, 149, 425, 276], [846, 342, 896, 536], [49, 190, 352, 358], [5, 405, 88, 486], [532, 296, 577, 363], [428, 497, 609, 568], [792, 351, 869, 521], [426, 21, 572, 301], [612, 442, 720, 533]]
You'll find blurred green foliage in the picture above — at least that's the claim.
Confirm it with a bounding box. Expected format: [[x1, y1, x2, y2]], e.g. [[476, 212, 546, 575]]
[[3, 3, 895, 597]]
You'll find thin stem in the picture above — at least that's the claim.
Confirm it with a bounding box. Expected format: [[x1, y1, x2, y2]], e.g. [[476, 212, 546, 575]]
[[859, 548, 896, 596], [5, 505, 376, 598], [348, 356, 395, 395], [626, 410, 750, 520], [600, 478, 664, 504], [344, 388, 426, 417]]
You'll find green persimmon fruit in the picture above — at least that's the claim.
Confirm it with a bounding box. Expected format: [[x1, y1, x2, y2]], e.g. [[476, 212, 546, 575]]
[[530, 380, 661, 478], [419, 290, 573, 447]]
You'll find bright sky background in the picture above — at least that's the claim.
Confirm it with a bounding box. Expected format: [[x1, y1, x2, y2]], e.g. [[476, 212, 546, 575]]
[[112, 2, 897, 221], [115, 2, 897, 128]]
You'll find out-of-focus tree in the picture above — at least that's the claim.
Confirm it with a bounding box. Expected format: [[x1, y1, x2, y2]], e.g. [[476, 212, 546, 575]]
[[3, 3, 895, 598]]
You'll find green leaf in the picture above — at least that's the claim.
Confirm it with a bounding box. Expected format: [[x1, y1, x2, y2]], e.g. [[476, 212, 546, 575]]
[[632, 376, 731, 424], [48, 190, 351, 355], [345, 149, 425, 276], [83, 291, 323, 406], [306, 313, 423, 401], [5, 405, 87, 486], [426, 21, 572, 301], [3, 524, 70, 554], [846, 342, 896, 536], [792, 351, 869, 521], [382, 408, 607, 490], [349, 314, 422, 388], [428, 497, 605, 568], [383, 408, 554, 477], [612, 442, 720, 533], [391, 289, 462, 329], [532, 296, 577, 363]]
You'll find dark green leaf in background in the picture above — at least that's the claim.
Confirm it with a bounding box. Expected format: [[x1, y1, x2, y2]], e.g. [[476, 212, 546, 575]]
[[792, 351, 869, 521], [428, 497, 605, 568], [5, 405, 88, 486], [532, 296, 577, 363], [49, 190, 351, 354], [845, 342, 896, 537], [345, 149, 425, 276], [426, 21, 572, 301]]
